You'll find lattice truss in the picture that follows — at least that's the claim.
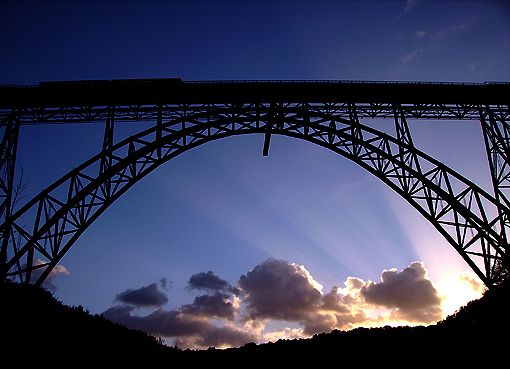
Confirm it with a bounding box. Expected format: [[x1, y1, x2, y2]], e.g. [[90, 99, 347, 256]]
[[1, 101, 509, 287]]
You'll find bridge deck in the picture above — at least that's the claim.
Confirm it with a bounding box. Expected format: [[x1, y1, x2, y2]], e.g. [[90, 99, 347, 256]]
[[1, 79, 508, 109]]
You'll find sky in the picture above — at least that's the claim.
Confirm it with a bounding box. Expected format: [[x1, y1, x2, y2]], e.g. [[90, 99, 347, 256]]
[[1, 0, 509, 349]]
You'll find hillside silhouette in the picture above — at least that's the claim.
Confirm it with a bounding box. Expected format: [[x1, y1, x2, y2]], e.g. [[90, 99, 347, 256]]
[[2, 279, 508, 364]]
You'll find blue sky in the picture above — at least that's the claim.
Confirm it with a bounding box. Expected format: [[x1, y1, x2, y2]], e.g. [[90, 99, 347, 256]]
[[1, 0, 509, 349]]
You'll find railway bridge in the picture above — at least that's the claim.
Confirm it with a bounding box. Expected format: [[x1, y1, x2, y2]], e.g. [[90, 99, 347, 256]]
[[1, 79, 508, 287]]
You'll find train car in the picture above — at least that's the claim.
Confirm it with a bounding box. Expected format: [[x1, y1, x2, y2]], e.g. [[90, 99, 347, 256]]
[[1, 79, 508, 109], [34, 78, 183, 107]]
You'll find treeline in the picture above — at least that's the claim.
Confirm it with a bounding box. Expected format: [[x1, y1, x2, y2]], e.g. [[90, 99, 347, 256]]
[[1, 281, 177, 364], [2, 279, 508, 364]]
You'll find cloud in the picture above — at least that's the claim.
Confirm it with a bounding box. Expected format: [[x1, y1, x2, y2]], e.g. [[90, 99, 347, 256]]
[[103, 259, 447, 349], [396, 20, 474, 72], [103, 301, 257, 349], [237, 259, 445, 334], [238, 259, 371, 336], [103, 305, 209, 337], [238, 259, 323, 322], [174, 323, 258, 350], [29, 259, 69, 292], [403, 0, 419, 13], [187, 271, 240, 295], [413, 30, 428, 39], [400, 46, 421, 65], [159, 276, 172, 290], [180, 292, 236, 320], [104, 277, 254, 348], [412, 21, 472, 41], [263, 327, 304, 342], [360, 262, 444, 324], [459, 271, 483, 293], [115, 283, 169, 308]]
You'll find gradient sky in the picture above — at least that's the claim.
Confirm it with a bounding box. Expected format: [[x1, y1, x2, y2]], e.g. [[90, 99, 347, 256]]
[[1, 0, 509, 349]]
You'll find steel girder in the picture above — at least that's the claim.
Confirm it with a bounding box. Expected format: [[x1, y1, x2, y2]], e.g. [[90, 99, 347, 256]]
[[0, 102, 509, 288], [2, 102, 507, 126]]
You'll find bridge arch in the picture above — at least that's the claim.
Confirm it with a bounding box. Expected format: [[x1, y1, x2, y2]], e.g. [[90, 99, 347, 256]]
[[1, 103, 508, 287]]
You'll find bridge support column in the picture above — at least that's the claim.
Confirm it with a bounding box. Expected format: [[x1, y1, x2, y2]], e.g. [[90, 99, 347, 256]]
[[480, 106, 510, 280], [157, 104, 162, 159], [393, 104, 421, 192], [0, 110, 20, 278], [263, 103, 282, 156], [262, 128, 271, 156], [480, 106, 510, 208], [100, 107, 115, 197]]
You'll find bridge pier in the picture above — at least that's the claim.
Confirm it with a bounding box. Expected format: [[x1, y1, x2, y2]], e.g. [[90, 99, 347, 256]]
[[480, 106, 510, 281], [0, 110, 20, 278], [100, 107, 115, 198]]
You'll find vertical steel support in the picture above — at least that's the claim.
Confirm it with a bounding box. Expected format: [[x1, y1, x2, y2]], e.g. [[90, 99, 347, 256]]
[[156, 104, 163, 160], [480, 106, 510, 280], [480, 106, 510, 209], [348, 103, 363, 156], [0, 110, 20, 278], [393, 104, 421, 192], [263, 103, 277, 156], [100, 107, 115, 197], [262, 128, 271, 156], [393, 104, 414, 147], [302, 103, 310, 137]]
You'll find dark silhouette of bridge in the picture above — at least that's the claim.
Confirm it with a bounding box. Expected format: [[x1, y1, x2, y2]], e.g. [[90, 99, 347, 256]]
[[0, 79, 508, 288]]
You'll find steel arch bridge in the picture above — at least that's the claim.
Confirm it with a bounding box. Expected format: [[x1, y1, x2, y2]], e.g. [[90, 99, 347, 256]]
[[0, 79, 509, 288]]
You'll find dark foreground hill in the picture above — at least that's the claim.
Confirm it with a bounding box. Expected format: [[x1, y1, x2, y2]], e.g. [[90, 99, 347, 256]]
[[2, 279, 508, 364]]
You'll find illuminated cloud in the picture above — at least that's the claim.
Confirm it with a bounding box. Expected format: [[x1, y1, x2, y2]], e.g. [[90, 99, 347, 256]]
[[238, 259, 371, 336], [436, 271, 484, 316], [103, 258, 449, 349], [459, 271, 483, 293], [360, 262, 444, 324], [263, 327, 304, 342], [29, 259, 69, 292]]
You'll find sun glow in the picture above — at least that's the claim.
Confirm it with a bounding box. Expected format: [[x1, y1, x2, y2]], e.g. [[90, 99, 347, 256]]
[[436, 272, 484, 318]]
